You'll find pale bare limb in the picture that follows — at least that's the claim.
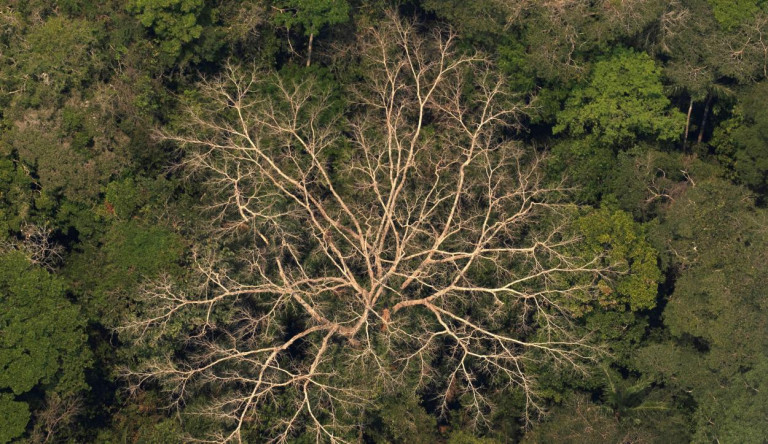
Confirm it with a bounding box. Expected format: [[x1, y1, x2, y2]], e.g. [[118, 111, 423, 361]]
[[122, 12, 607, 442]]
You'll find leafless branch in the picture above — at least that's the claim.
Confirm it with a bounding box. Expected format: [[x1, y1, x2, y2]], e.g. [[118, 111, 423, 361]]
[[122, 12, 607, 443]]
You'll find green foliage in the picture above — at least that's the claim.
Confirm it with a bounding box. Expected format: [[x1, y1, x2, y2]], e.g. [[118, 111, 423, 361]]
[[105, 177, 146, 220], [523, 391, 689, 444], [707, 0, 766, 29], [128, 0, 206, 58], [497, 51, 536, 94], [447, 431, 500, 444], [3, 106, 130, 206], [127, 0, 259, 66], [104, 221, 182, 276], [273, 0, 350, 36], [21, 16, 101, 104], [0, 252, 91, 441], [93, 391, 183, 443], [604, 149, 690, 220], [547, 139, 613, 203], [598, 369, 675, 422], [647, 180, 765, 354], [575, 206, 661, 312], [0, 252, 91, 395], [494, 1, 660, 84], [548, 49, 686, 202], [640, 179, 768, 442], [365, 392, 438, 443], [585, 310, 648, 365], [661, 0, 768, 95], [0, 1, 767, 441], [713, 82, 768, 193], [420, 0, 510, 39], [690, 359, 768, 443], [64, 218, 182, 324], [522, 394, 627, 443], [0, 157, 34, 235], [60, 106, 95, 152], [0, 393, 29, 444], [554, 49, 685, 146]]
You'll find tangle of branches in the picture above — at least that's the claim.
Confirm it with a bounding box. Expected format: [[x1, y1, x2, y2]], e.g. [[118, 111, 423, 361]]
[[122, 12, 607, 443]]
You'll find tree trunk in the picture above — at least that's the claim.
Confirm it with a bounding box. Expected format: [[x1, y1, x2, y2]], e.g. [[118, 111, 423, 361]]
[[306, 33, 314, 67], [683, 97, 693, 151], [697, 95, 713, 145]]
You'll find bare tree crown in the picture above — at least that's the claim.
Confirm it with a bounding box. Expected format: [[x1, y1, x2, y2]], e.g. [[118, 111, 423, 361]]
[[124, 14, 605, 443]]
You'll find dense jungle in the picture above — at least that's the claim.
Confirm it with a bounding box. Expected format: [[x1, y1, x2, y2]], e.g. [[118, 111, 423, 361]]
[[1, 1, 767, 443]]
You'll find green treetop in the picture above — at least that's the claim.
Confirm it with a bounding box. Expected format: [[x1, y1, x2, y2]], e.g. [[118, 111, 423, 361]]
[[576, 206, 661, 312], [713, 81, 768, 194], [708, 0, 767, 30], [272, 0, 349, 65], [0, 252, 91, 442], [128, 0, 206, 59], [554, 49, 685, 147], [639, 179, 768, 442], [0, 393, 29, 444], [272, 0, 349, 37]]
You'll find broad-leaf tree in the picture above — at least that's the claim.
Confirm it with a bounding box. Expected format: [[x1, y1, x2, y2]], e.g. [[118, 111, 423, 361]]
[[639, 179, 768, 442], [272, 0, 349, 66], [0, 252, 91, 442], [550, 49, 685, 202], [712, 81, 768, 194], [554, 48, 685, 146]]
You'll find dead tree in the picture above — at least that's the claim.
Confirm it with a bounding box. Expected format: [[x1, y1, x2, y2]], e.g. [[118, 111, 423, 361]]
[[123, 13, 606, 443]]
